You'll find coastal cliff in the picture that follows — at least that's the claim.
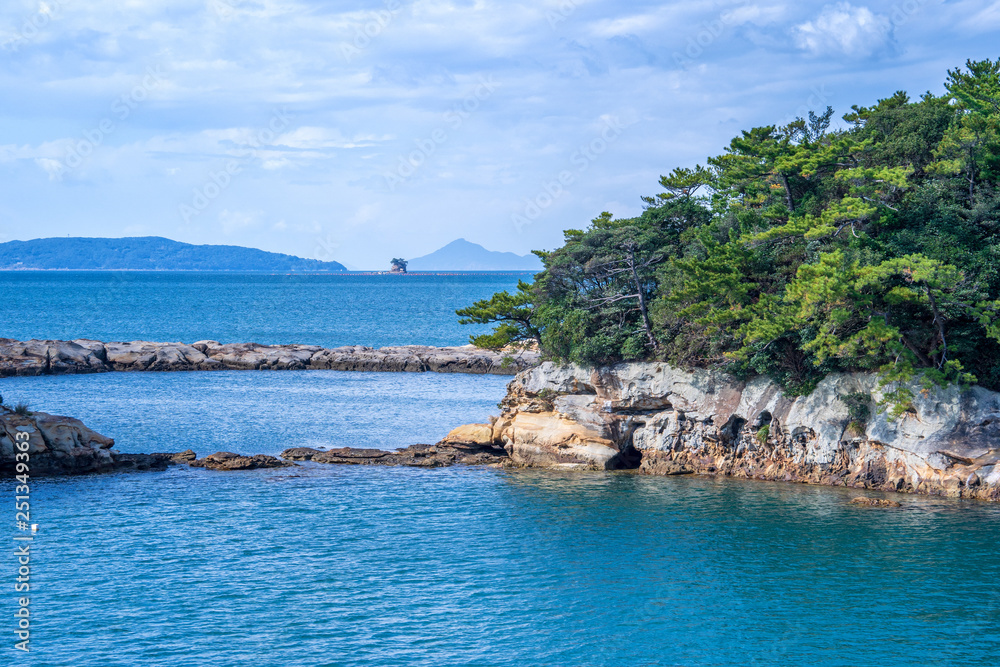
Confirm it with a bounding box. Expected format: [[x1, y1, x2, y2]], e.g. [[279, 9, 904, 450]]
[[466, 362, 1000, 500], [0, 338, 539, 377]]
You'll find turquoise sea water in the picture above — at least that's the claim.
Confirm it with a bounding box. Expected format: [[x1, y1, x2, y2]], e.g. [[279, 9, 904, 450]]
[[0, 271, 531, 347], [2, 274, 1000, 665], [4, 372, 1000, 666]]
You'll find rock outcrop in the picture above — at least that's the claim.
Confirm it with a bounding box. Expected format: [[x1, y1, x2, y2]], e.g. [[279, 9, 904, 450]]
[[474, 362, 1000, 500], [0, 408, 232, 476], [0, 406, 205, 475], [281, 433, 508, 468], [0, 405, 508, 476], [0, 405, 509, 476], [0, 338, 538, 377], [1, 408, 119, 475]]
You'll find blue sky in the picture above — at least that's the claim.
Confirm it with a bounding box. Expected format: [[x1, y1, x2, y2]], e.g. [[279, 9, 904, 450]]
[[0, 0, 998, 269]]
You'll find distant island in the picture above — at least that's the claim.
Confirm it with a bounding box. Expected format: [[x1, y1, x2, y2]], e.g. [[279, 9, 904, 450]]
[[407, 239, 542, 271], [0, 237, 347, 271]]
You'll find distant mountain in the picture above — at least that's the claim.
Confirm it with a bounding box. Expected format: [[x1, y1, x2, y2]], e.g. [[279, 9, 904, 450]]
[[406, 239, 542, 271], [0, 237, 346, 271]]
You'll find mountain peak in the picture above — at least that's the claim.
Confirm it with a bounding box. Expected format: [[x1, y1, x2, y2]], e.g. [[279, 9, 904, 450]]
[[407, 239, 542, 272]]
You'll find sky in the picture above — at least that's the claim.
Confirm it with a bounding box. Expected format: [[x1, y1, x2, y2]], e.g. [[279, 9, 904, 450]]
[[0, 1, 998, 269]]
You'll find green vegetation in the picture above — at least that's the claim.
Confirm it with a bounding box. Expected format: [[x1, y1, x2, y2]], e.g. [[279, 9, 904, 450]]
[[842, 392, 873, 423], [14, 402, 32, 416], [456, 280, 541, 349], [842, 392, 873, 434], [460, 59, 1000, 407]]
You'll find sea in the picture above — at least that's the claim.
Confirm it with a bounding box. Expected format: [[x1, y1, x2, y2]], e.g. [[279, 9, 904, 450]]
[[2, 272, 999, 666]]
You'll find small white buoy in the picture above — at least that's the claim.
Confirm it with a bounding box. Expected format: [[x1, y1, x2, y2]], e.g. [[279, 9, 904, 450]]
[[31, 524, 38, 533]]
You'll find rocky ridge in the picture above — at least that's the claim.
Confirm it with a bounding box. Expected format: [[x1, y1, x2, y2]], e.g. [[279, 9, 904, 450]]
[[465, 362, 1000, 500], [0, 338, 539, 377], [1, 408, 506, 476], [281, 427, 507, 468]]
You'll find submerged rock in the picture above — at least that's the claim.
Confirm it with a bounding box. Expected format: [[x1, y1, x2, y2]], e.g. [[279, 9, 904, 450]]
[[0, 338, 539, 377], [849, 497, 902, 508], [280, 438, 508, 468], [189, 451, 296, 471], [112, 453, 175, 471]]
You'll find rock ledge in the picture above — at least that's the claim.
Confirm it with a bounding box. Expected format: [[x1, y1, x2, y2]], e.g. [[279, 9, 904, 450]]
[[0, 338, 540, 377]]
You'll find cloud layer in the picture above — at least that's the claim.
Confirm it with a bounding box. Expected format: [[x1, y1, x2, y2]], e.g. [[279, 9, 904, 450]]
[[0, 0, 996, 267]]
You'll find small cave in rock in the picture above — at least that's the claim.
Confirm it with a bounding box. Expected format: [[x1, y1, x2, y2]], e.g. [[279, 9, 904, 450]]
[[613, 441, 644, 470], [754, 410, 773, 427], [720, 415, 747, 445]]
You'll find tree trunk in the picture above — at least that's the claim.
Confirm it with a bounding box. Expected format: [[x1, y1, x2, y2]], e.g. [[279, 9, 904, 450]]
[[626, 246, 659, 351], [900, 332, 933, 368], [926, 289, 948, 369], [780, 172, 796, 212]]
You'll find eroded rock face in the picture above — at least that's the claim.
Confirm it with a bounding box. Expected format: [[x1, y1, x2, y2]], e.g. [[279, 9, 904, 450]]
[[1, 408, 116, 475], [0, 339, 539, 377], [0, 408, 209, 475], [485, 362, 1000, 499]]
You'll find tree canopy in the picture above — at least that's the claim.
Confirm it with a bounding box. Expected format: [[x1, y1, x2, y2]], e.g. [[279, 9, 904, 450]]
[[459, 59, 1000, 409]]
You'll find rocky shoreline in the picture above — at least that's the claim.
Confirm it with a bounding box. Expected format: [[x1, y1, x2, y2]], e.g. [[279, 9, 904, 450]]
[[0, 338, 539, 377], [462, 362, 1000, 501], [0, 409, 508, 476], [0, 407, 178, 475], [7, 360, 1000, 503]]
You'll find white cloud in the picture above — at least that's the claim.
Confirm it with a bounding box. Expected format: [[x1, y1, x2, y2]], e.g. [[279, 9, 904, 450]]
[[35, 157, 65, 180], [722, 3, 787, 26], [961, 0, 1000, 31], [276, 127, 386, 150], [792, 3, 894, 58], [0, 0, 995, 267], [589, 10, 672, 37], [218, 209, 260, 234]]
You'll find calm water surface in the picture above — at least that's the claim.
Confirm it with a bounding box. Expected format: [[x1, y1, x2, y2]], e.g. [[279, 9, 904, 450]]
[[2, 274, 999, 665], [0, 271, 530, 347], [2, 372, 999, 666]]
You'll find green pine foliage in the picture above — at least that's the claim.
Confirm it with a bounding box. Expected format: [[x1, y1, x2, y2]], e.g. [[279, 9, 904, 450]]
[[459, 59, 1000, 401]]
